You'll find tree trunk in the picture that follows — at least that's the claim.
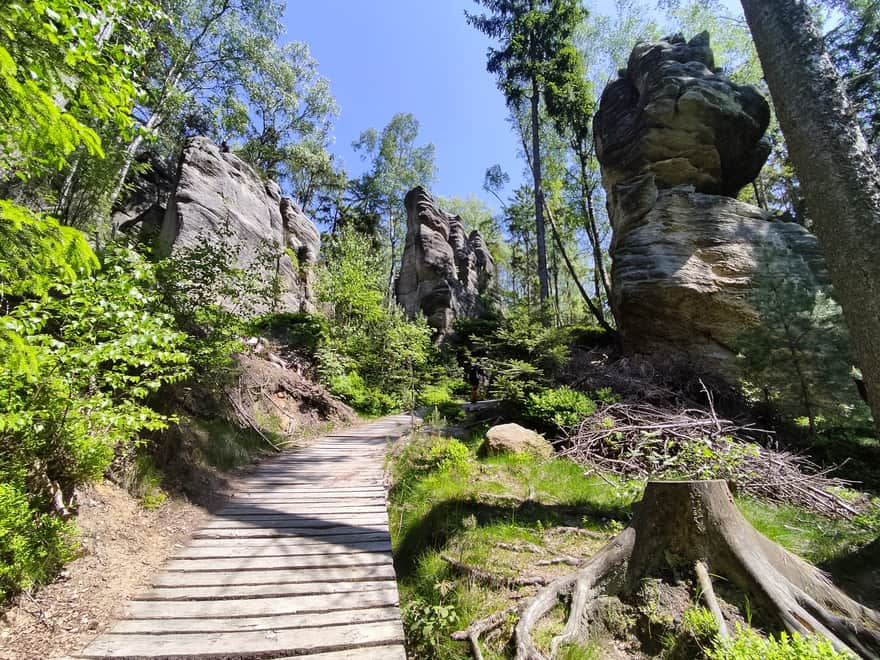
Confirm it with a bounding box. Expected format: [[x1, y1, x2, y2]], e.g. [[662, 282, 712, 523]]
[[530, 81, 550, 304], [740, 0, 880, 435], [544, 201, 617, 336]]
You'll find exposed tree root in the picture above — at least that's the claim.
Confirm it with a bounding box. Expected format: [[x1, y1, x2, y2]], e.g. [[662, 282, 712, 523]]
[[441, 555, 548, 589], [500, 480, 880, 660]]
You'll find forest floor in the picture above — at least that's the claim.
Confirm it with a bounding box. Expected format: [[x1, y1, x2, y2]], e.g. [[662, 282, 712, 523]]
[[388, 407, 880, 659], [0, 481, 206, 660]]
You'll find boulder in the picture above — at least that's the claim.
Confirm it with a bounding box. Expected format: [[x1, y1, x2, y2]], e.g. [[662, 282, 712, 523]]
[[157, 137, 320, 313], [396, 186, 497, 336], [594, 34, 829, 373], [481, 423, 553, 459]]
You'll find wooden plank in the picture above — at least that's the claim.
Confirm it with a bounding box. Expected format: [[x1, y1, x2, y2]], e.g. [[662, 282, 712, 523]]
[[214, 504, 387, 516], [184, 530, 390, 548], [164, 551, 390, 572], [78, 620, 404, 657], [140, 579, 396, 601], [123, 588, 400, 619], [279, 645, 407, 660], [200, 513, 389, 530], [192, 523, 389, 540], [152, 564, 395, 587], [109, 606, 400, 634], [173, 539, 391, 559], [77, 413, 416, 659]]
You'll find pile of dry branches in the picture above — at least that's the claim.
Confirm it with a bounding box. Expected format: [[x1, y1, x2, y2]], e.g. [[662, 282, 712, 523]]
[[559, 400, 860, 519]]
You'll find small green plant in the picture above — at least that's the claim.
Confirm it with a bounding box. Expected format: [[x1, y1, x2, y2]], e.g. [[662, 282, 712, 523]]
[[524, 385, 596, 432], [708, 624, 852, 659], [426, 438, 471, 472], [682, 605, 720, 648], [401, 596, 460, 658]]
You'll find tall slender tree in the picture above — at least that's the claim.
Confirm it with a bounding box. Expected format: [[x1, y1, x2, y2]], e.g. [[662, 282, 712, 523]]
[[351, 113, 436, 299], [739, 0, 880, 433], [467, 0, 586, 307]]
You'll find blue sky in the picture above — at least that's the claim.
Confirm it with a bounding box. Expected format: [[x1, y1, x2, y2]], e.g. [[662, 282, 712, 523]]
[[281, 1, 743, 213], [282, 0, 563, 211]]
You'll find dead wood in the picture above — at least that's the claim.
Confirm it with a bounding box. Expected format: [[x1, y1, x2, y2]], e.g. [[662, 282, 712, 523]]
[[441, 555, 548, 589], [561, 401, 859, 518]]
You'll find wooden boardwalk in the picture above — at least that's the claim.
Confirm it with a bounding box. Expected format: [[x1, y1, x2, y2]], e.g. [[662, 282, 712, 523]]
[[78, 414, 416, 659]]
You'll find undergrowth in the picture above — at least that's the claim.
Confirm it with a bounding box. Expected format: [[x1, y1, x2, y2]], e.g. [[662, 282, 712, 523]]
[[388, 417, 877, 659]]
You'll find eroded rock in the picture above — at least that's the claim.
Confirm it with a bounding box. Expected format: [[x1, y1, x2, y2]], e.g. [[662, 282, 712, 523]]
[[396, 186, 496, 336], [158, 137, 320, 313], [595, 34, 829, 372]]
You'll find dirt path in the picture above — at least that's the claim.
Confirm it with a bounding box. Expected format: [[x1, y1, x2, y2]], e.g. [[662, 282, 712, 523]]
[[0, 482, 207, 660]]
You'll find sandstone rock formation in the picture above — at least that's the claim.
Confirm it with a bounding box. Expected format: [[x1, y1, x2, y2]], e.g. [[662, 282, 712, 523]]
[[122, 137, 319, 313], [594, 33, 828, 371], [396, 186, 496, 335]]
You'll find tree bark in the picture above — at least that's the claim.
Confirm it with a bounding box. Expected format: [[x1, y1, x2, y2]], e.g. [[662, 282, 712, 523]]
[[740, 0, 880, 435], [530, 80, 550, 304]]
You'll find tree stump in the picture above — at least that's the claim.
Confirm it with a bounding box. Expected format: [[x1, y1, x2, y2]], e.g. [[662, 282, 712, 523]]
[[511, 480, 880, 660]]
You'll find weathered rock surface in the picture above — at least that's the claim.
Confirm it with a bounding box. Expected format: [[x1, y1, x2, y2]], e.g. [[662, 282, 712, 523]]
[[396, 186, 496, 335], [156, 137, 319, 312], [595, 31, 770, 200], [595, 33, 829, 371], [481, 423, 553, 458]]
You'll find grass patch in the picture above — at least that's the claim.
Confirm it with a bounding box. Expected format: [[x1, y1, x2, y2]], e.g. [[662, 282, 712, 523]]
[[388, 426, 641, 658]]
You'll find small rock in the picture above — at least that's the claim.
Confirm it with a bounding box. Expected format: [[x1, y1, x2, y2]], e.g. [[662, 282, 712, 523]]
[[481, 423, 553, 458]]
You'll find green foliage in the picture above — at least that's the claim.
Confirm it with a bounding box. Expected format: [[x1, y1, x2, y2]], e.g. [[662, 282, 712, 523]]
[[524, 385, 596, 432], [426, 438, 471, 473], [0, 0, 157, 178], [248, 312, 327, 358], [736, 248, 864, 433], [0, 201, 98, 297], [317, 229, 433, 414], [327, 372, 398, 417], [0, 237, 188, 598], [401, 595, 460, 658], [155, 219, 281, 376], [708, 624, 851, 660], [0, 483, 76, 600]]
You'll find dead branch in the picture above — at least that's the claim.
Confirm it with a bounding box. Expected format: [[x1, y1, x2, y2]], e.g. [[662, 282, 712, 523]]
[[452, 605, 520, 660], [561, 402, 858, 518]]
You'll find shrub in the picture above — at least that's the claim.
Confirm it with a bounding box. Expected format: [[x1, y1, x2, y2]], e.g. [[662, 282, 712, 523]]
[[328, 372, 398, 417], [524, 386, 596, 432], [317, 230, 434, 413], [0, 483, 76, 600], [708, 624, 850, 659], [426, 438, 470, 472], [249, 311, 327, 357], [0, 220, 188, 598]]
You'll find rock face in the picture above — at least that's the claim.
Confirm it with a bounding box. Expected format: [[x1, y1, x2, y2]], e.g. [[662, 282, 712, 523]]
[[396, 186, 496, 335], [481, 423, 553, 458], [157, 137, 320, 312], [594, 33, 828, 371]]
